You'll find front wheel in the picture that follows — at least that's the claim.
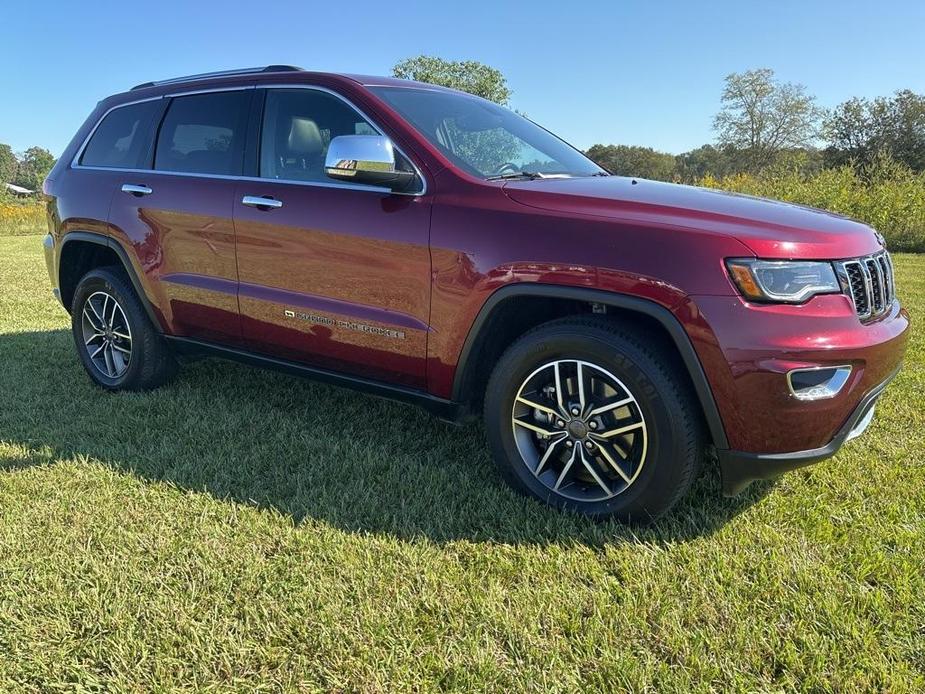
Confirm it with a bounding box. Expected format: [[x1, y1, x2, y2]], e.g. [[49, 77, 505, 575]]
[[71, 267, 177, 391], [483, 317, 703, 522]]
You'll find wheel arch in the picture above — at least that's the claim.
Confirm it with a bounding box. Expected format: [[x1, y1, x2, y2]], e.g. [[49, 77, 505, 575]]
[[451, 284, 729, 450], [58, 231, 163, 332]]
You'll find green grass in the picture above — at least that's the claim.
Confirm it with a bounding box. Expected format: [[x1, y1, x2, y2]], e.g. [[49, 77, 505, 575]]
[[0, 235, 923, 692]]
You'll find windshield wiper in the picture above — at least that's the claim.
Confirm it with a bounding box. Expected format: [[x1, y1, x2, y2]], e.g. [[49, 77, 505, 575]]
[[485, 171, 544, 181], [587, 171, 612, 177]]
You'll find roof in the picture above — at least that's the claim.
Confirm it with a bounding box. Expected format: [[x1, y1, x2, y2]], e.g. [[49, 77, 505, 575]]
[[126, 65, 460, 95], [130, 65, 304, 91]]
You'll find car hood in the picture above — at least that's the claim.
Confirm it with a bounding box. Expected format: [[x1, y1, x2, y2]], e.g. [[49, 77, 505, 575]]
[[502, 176, 883, 259]]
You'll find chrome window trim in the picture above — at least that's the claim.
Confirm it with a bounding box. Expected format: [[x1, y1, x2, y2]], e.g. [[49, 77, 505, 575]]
[[71, 84, 427, 197], [72, 87, 254, 169]]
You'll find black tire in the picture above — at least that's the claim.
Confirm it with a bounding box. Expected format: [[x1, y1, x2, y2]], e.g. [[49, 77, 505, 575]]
[[483, 316, 703, 523], [71, 266, 177, 391]]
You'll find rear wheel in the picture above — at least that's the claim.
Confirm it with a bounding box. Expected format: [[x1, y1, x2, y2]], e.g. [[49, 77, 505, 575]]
[[484, 317, 703, 522], [71, 267, 177, 391]]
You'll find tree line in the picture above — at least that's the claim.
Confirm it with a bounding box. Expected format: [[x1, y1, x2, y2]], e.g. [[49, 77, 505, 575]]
[[589, 70, 924, 182], [393, 57, 925, 183], [4, 59, 922, 199], [0, 144, 56, 195]]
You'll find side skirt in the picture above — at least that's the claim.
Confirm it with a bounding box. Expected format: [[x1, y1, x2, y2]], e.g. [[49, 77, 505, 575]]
[[165, 336, 466, 424]]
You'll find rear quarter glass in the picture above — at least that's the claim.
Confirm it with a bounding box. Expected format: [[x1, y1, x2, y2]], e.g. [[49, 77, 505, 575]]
[[79, 100, 162, 169]]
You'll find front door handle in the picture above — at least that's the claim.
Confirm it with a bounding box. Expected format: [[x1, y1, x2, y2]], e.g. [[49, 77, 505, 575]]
[[242, 195, 283, 210], [121, 184, 152, 196]]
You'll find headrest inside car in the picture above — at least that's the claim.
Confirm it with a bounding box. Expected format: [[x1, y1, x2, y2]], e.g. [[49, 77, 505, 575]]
[[287, 117, 323, 155]]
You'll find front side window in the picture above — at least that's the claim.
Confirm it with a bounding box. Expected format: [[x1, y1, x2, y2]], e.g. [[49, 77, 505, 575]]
[[154, 91, 250, 175], [80, 100, 161, 169], [259, 89, 380, 183], [370, 86, 605, 179]]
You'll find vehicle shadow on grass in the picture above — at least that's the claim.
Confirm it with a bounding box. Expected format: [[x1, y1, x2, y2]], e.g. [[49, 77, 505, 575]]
[[0, 329, 774, 546]]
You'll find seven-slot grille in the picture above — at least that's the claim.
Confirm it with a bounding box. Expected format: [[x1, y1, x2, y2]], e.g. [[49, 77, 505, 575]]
[[837, 251, 895, 320]]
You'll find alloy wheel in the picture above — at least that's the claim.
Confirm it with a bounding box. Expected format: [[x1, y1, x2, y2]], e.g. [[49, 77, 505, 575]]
[[511, 359, 648, 502], [81, 291, 133, 379]]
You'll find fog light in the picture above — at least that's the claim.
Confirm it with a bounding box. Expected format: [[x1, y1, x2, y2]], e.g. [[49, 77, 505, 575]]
[[787, 365, 852, 401]]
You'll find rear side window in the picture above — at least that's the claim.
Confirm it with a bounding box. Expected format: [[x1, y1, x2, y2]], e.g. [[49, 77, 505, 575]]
[[80, 100, 161, 169], [155, 91, 250, 176]]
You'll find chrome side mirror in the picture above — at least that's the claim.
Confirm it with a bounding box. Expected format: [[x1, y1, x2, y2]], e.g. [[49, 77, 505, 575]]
[[325, 135, 416, 192]]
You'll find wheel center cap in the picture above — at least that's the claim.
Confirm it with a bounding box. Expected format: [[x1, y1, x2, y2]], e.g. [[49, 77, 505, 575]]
[[567, 419, 589, 439]]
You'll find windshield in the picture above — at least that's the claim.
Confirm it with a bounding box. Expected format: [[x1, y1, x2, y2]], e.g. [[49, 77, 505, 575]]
[[370, 86, 606, 180]]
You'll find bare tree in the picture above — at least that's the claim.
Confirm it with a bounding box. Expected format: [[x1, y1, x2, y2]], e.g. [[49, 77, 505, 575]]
[[714, 68, 822, 171]]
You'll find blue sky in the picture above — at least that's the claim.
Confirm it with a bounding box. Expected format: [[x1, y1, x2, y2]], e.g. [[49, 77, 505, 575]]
[[2, 0, 923, 157]]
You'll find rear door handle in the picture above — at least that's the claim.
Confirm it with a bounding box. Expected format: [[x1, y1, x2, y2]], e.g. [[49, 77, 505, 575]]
[[121, 184, 152, 196], [242, 195, 283, 210]]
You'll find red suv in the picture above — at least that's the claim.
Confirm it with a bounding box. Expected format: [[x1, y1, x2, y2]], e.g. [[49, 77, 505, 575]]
[[42, 66, 909, 521]]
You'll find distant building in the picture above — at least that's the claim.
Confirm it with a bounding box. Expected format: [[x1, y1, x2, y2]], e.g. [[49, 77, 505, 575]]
[[4, 183, 34, 197]]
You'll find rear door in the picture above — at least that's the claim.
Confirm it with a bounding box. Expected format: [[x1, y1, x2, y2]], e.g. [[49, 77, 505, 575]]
[[232, 87, 432, 388], [68, 98, 165, 248], [105, 88, 253, 344]]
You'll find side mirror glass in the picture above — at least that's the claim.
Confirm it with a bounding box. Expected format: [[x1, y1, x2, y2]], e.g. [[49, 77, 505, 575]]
[[325, 135, 417, 192]]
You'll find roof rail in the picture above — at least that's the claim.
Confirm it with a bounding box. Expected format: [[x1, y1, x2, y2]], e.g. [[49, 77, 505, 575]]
[[130, 65, 303, 91]]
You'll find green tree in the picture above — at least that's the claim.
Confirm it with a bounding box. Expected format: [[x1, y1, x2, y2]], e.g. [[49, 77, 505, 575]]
[[392, 55, 511, 104], [714, 68, 822, 172], [393, 56, 517, 174], [824, 90, 925, 172], [584, 144, 676, 181], [673, 144, 740, 182], [13, 146, 56, 192], [0, 143, 17, 185]]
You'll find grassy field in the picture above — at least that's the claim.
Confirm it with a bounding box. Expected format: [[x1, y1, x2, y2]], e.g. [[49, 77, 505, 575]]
[[0, 234, 923, 692]]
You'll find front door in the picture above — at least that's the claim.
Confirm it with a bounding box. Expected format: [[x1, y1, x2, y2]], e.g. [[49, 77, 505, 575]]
[[233, 87, 431, 388]]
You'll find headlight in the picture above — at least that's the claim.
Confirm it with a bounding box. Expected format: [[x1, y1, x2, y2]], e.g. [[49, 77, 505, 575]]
[[726, 259, 840, 303]]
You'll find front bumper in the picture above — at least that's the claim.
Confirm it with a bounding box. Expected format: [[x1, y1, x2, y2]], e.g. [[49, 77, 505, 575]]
[[689, 292, 909, 453], [717, 364, 899, 495]]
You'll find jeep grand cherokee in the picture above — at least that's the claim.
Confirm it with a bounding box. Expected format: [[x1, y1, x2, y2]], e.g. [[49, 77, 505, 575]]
[[42, 66, 909, 521]]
